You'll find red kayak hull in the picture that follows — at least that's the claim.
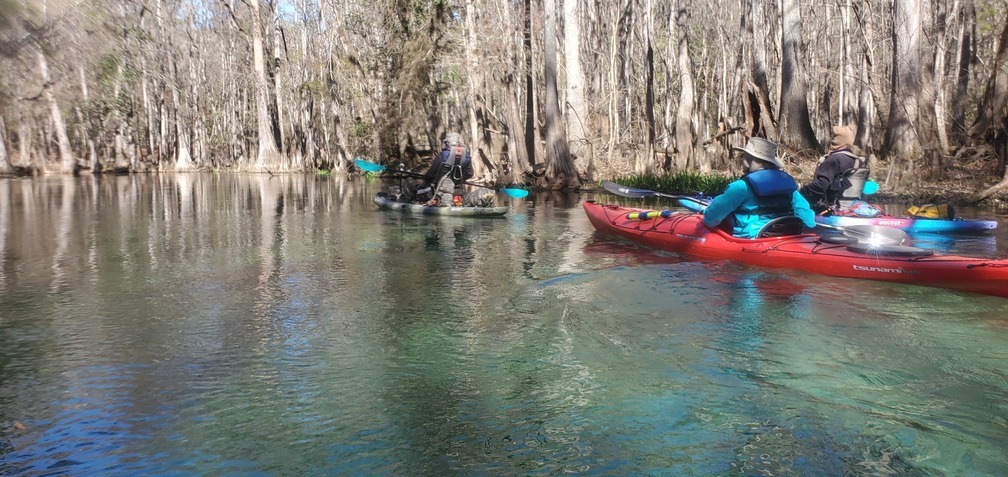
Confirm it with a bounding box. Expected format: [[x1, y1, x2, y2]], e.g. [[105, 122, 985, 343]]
[[583, 200, 1008, 298]]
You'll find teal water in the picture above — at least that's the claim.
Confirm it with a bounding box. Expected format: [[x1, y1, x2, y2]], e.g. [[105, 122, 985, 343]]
[[1, 174, 1006, 475]]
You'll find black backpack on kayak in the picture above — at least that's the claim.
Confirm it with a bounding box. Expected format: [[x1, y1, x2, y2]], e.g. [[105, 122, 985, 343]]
[[830, 151, 869, 208], [433, 146, 470, 187]]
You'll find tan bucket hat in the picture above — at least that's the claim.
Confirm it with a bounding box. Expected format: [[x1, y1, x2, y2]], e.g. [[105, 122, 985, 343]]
[[732, 137, 783, 168], [829, 125, 855, 150]]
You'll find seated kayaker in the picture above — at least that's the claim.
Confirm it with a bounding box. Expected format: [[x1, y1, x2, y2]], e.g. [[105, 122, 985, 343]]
[[422, 132, 474, 206], [799, 125, 869, 213], [702, 137, 817, 239]]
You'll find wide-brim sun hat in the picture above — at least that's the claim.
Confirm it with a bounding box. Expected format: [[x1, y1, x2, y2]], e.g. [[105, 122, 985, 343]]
[[732, 137, 783, 168]]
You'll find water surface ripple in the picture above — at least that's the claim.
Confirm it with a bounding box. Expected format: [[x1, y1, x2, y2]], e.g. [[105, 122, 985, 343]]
[[1, 174, 1007, 475]]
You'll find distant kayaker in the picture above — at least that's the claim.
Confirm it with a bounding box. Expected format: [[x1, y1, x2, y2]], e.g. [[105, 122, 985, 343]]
[[799, 125, 869, 213], [702, 137, 817, 239], [420, 132, 475, 206]]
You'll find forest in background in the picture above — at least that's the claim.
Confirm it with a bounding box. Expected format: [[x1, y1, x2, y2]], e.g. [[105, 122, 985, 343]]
[[0, 0, 1007, 200]]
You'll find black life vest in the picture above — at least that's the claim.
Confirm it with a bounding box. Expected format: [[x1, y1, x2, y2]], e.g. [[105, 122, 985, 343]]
[[436, 146, 468, 183]]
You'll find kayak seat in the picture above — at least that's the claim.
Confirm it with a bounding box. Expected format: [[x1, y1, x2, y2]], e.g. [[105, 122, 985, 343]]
[[838, 168, 871, 208], [819, 234, 859, 245], [756, 216, 806, 238]]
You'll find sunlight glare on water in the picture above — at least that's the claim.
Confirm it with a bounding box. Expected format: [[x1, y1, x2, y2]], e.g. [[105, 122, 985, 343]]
[[510, 264, 1008, 475]]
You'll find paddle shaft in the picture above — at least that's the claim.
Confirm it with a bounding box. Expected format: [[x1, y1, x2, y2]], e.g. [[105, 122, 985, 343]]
[[358, 158, 485, 189], [389, 168, 496, 192], [601, 181, 710, 205], [354, 158, 529, 198]]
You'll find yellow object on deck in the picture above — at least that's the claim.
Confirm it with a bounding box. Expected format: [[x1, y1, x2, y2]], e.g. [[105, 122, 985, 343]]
[[627, 210, 674, 220], [907, 203, 954, 219]]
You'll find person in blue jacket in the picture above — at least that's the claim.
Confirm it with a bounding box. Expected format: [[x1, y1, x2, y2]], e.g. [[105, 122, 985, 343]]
[[702, 137, 817, 238]]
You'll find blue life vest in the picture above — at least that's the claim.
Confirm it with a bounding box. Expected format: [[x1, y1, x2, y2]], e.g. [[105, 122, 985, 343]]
[[741, 169, 798, 216]]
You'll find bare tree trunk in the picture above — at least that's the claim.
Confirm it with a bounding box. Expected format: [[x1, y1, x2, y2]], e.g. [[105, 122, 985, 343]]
[[75, 63, 97, 170], [36, 48, 76, 174], [972, 112, 1008, 201], [674, 0, 695, 171], [663, 1, 677, 157], [156, 0, 169, 168], [854, 0, 878, 151], [950, 0, 974, 142], [967, 13, 1008, 140], [917, 4, 940, 174], [111, 57, 130, 171], [543, 0, 577, 188], [141, 52, 154, 165], [297, 18, 313, 168], [500, 2, 529, 182], [464, 0, 484, 180], [606, 0, 628, 167], [271, 6, 287, 166], [564, 0, 591, 180], [778, 0, 820, 154], [522, 0, 537, 169], [884, 0, 924, 188], [643, 0, 657, 174], [192, 45, 208, 168], [931, 0, 959, 156], [505, 76, 530, 182], [170, 52, 192, 172], [0, 114, 10, 174], [27, 0, 75, 174], [177, 45, 199, 171], [17, 100, 31, 169], [840, 0, 858, 125], [710, 24, 743, 170], [624, 2, 635, 142], [251, 0, 280, 170], [158, 92, 169, 168], [749, 0, 778, 139]]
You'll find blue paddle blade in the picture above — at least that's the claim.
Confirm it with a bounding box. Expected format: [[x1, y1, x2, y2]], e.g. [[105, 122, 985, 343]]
[[863, 180, 879, 195], [353, 158, 386, 173], [502, 188, 529, 198]]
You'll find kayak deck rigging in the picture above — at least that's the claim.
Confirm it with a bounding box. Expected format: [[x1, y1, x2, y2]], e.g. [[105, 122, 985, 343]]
[[584, 200, 1008, 299]]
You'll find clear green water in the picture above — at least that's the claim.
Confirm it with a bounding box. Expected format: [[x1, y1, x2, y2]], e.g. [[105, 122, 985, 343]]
[[1, 174, 1006, 475]]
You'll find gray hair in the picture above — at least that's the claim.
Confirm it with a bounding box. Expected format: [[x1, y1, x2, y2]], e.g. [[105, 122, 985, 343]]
[[444, 132, 462, 146]]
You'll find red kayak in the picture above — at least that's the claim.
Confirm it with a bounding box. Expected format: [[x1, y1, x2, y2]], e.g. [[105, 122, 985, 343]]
[[583, 200, 1008, 298]]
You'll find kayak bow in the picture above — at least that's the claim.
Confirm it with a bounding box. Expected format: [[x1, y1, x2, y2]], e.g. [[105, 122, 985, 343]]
[[583, 200, 1008, 299]]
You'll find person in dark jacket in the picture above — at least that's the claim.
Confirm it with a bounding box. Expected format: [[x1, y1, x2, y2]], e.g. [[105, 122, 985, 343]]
[[702, 137, 816, 239], [799, 125, 866, 213], [419, 132, 475, 206]]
